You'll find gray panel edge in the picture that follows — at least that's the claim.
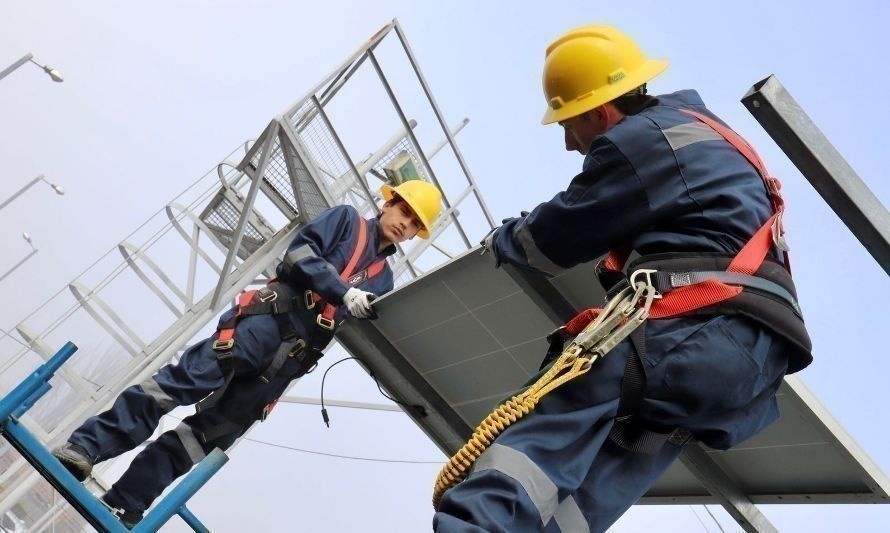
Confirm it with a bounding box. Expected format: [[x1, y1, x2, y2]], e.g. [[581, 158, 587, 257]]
[[336, 320, 471, 457], [782, 376, 890, 501]]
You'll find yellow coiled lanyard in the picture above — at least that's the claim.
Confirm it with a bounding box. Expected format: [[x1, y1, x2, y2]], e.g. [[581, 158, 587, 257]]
[[433, 276, 658, 509]]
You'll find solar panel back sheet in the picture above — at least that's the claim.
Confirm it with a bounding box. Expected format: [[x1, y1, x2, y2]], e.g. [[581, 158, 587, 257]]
[[337, 249, 890, 504]]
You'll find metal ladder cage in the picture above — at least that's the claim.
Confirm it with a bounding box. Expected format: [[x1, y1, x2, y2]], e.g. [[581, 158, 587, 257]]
[[0, 18, 493, 531]]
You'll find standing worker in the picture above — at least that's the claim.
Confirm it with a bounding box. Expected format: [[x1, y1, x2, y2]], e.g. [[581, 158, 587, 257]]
[[433, 25, 811, 532], [52, 181, 443, 527]]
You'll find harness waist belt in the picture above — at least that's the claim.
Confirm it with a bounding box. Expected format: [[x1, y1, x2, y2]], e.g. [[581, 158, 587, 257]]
[[653, 270, 800, 313], [629, 252, 812, 373]]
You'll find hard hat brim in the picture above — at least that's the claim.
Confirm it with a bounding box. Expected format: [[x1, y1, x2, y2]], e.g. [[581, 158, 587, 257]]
[[541, 58, 669, 125], [380, 183, 432, 239]]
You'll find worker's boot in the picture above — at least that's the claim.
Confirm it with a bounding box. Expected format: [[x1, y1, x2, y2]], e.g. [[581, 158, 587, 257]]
[[114, 508, 143, 529], [100, 495, 144, 529], [51, 443, 93, 482]]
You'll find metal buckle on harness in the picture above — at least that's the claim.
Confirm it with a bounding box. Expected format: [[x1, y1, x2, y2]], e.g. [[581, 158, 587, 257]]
[[628, 269, 662, 299], [260, 402, 276, 421], [303, 290, 316, 310], [212, 339, 235, 351], [316, 314, 335, 331], [289, 339, 306, 357], [258, 289, 278, 303], [771, 213, 789, 251]]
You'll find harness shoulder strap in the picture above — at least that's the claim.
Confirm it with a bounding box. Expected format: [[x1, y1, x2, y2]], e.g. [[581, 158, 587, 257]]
[[317, 217, 387, 326]]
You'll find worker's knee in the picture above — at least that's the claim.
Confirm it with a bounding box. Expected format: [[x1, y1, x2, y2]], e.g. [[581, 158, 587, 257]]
[[435, 469, 545, 533]]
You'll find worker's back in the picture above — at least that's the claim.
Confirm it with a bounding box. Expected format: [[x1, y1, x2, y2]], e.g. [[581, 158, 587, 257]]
[[605, 90, 778, 259]]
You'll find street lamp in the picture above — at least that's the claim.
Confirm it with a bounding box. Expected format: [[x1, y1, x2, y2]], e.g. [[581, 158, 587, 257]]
[[22, 232, 36, 251], [0, 175, 65, 212], [0, 234, 39, 284], [0, 53, 63, 83]]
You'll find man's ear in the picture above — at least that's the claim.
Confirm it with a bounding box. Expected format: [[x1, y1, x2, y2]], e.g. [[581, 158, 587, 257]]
[[590, 107, 608, 127]]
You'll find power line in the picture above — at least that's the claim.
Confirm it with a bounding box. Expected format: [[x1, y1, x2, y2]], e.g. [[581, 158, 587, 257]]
[[164, 413, 442, 465], [703, 506, 727, 533], [241, 436, 444, 465], [0, 326, 32, 351], [688, 506, 711, 533]]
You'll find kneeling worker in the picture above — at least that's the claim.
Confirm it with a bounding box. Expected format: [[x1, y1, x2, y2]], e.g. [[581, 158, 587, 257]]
[[53, 180, 443, 527]]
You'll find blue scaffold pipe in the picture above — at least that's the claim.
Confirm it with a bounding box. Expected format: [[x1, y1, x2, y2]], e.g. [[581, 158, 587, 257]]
[[12, 382, 52, 419], [133, 448, 228, 533], [3, 418, 128, 532], [0, 342, 77, 422], [177, 505, 211, 533]]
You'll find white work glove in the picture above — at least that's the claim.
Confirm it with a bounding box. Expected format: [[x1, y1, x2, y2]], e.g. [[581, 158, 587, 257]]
[[480, 229, 495, 254], [343, 287, 376, 319]]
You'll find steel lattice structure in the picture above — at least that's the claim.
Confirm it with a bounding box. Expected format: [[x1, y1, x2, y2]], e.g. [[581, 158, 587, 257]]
[[0, 19, 493, 531]]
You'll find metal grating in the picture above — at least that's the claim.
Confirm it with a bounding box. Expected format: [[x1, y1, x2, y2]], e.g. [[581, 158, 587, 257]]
[[372, 137, 430, 182], [286, 143, 331, 219], [291, 101, 353, 186], [255, 138, 300, 216], [203, 196, 264, 242]]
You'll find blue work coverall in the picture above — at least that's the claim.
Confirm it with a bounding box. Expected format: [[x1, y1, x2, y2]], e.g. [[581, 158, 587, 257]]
[[69, 205, 395, 513], [434, 91, 805, 532]]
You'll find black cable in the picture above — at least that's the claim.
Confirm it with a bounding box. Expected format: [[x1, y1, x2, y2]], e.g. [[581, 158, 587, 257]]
[[319, 356, 426, 428], [369, 369, 427, 417], [319, 357, 355, 427]]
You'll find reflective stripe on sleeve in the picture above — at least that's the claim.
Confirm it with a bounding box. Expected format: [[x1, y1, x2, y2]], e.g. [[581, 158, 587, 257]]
[[139, 378, 178, 412], [516, 222, 565, 276], [283, 245, 319, 269], [174, 423, 207, 464], [661, 122, 723, 151], [474, 443, 559, 525], [551, 496, 589, 532]]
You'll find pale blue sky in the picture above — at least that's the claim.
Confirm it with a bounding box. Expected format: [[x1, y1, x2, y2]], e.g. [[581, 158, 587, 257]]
[[1, 1, 888, 531]]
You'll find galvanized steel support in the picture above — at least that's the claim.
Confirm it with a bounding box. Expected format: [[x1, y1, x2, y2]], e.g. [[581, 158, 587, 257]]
[[743, 75, 890, 276]]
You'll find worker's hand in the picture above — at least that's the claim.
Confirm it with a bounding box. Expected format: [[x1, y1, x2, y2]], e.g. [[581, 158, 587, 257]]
[[480, 228, 496, 254], [343, 287, 376, 319], [484, 210, 529, 252]]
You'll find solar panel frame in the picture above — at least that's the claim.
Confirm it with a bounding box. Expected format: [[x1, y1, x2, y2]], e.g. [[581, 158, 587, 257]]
[[337, 248, 890, 504]]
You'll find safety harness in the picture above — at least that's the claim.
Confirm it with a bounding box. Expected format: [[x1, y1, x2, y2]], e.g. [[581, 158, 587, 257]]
[[432, 108, 812, 509], [194, 217, 387, 444]]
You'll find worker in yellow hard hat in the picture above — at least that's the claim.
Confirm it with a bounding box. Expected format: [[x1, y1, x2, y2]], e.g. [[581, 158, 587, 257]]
[[380, 179, 443, 240], [54, 180, 442, 527], [435, 25, 809, 532]]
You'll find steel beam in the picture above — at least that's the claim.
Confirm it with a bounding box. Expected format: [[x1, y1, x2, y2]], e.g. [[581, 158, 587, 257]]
[[210, 120, 279, 308], [278, 395, 402, 413], [742, 75, 890, 275], [680, 444, 778, 533], [392, 20, 496, 229], [366, 48, 473, 248]]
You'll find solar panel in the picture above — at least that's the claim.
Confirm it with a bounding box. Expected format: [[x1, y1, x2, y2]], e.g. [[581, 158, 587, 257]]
[[337, 248, 890, 504]]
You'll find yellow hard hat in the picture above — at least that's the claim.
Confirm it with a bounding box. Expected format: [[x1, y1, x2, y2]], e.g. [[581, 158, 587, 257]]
[[541, 25, 668, 125], [380, 180, 443, 239]]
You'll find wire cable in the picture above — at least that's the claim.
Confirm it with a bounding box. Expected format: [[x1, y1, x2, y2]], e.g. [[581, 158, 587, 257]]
[[688, 505, 711, 533], [319, 356, 426, 428], [240, 436, 443, 464], [164, 413, 442, 465], [703, 506, 727, 533]]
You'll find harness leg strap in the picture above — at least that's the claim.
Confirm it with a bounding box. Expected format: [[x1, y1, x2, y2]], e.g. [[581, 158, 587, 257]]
[[607, 326, 692, 453], [195, 348, 236, 415], [198, 418, 245, 445], [258, 340, 306, 384]]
